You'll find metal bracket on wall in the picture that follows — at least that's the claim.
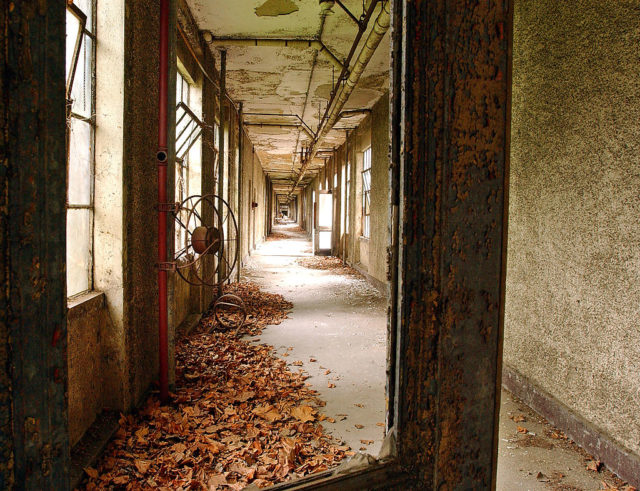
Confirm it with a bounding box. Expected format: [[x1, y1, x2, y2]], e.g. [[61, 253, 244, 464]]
[[157, 262, 177, 272], [157, 202, 180, 213]]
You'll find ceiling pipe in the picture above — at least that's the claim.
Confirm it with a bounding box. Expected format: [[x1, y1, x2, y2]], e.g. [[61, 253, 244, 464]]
[[207, 37, 344, 71], [243, 112, 316, 138], [289, 0, 390, 195]]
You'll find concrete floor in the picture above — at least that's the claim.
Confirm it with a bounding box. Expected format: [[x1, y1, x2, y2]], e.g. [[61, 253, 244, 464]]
[[243, 221, 387, 456], [243, 221, 628, 490]]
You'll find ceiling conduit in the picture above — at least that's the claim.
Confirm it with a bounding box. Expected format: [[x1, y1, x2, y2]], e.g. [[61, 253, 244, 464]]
[[289, 0, 390, 195], [207, 37, 344, 71]]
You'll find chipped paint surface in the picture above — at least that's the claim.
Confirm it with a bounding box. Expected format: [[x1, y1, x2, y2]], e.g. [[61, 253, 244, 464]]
[[255, 0, 299, 17], [2, 1, 70, 487], [187, 0, 390, 192], [395, 0, 511, 487]]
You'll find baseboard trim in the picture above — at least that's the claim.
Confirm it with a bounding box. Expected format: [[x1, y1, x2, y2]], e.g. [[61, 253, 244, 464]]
[[349, 262, 389, 297], [502, 365, 640, 487]]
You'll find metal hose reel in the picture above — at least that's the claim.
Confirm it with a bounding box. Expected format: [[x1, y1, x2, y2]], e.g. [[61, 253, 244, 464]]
[[173, 194, 246, 330]]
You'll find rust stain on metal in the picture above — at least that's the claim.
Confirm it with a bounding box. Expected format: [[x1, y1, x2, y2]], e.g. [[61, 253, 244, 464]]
[[396, 0, 511, 487]]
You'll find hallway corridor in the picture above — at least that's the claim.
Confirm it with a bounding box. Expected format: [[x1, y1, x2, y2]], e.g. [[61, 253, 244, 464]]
[[243, 222, 387, 456]]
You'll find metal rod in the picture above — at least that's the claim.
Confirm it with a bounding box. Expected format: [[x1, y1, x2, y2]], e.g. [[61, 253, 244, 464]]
[[335, 0, 361, 25], [243, 113, 316, 138], [177, 22, 239, 111], [237, 102, 243, 282], [217, 50, 226, 290], [208, 37, 344, 70], [157, 0, 170, 403]]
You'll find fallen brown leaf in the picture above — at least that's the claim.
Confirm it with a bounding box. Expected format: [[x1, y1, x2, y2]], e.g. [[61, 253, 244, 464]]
[[78, 282, 350, 490], [291, 405, 316, 423], [586, 460, 602, 472], [133, 459, 150, 474], [355, 424, 364, 429]]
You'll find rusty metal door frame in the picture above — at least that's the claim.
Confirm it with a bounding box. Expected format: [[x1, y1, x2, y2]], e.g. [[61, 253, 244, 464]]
[[271, 0, 513, 488]]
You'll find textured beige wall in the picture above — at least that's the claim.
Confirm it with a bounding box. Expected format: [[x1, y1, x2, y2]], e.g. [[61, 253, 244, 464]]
[[368, 93, 390, 284], [505, 0, 640, 454], [67, 293, 112, 446]]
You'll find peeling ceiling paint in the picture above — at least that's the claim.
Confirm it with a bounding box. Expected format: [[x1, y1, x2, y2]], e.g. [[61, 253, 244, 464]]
[[187, 0, 390, 191], [255, 0, 299, 17]]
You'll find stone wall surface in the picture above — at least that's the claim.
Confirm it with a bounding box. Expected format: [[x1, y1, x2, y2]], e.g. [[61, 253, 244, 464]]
[[505, 0, 640, 456]]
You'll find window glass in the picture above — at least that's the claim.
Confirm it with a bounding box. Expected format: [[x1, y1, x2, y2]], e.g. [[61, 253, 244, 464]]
[[361, 148, 371, 238], [71, 35, 93, 117], [345, 162, 351, 233], [175, 69, 203, 253], [68, 118, 93, 205], [66, 0, 95, 297], [67, 208, 92, 295]]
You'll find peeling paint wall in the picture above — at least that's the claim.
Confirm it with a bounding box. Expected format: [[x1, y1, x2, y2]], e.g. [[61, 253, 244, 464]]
[[505, 0, 640, 467]]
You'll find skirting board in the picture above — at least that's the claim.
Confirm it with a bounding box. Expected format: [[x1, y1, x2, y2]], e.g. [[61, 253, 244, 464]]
[[502, 365, 640, 487], [349, 262, 389, 297]]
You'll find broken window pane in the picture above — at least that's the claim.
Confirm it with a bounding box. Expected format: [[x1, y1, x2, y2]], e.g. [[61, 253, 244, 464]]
[[67, 208, 92, 296]]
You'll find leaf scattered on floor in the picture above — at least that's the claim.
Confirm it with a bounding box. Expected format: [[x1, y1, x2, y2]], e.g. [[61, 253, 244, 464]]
[[79, 282, 350, 490], [296, 256, 362, 277], [354, 424, 364, 429], [587, 460, 603, 472]]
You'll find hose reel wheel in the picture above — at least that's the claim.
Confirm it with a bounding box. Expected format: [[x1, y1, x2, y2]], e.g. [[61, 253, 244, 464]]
[[173, 194, 238, 286]]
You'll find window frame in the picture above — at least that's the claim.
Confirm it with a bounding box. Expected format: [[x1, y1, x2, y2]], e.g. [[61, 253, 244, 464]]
[[361, 146, 371, 239], [345, 161, 351, 234], [65, 0, 97, 298]]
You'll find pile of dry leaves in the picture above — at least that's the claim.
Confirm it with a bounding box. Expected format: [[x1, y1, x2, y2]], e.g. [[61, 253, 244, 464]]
[[80, 282, 349, 490], [296, 257, 360, 277]]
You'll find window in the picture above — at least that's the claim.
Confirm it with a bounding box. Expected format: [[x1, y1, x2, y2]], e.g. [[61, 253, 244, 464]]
[[361, 147, 371, 238], [345, 161, 351, 234], [175, 69, 204, 253], [66, 0, 96, 297]]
